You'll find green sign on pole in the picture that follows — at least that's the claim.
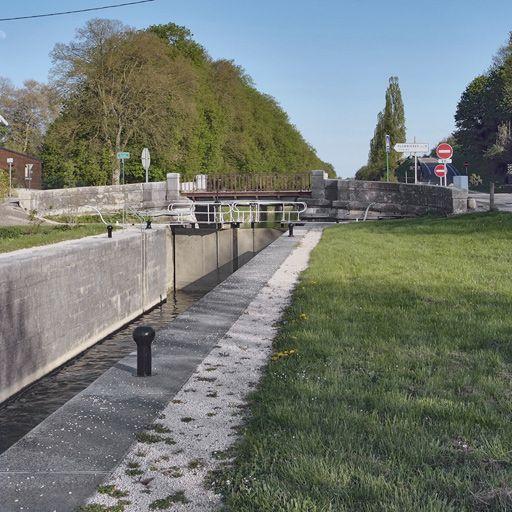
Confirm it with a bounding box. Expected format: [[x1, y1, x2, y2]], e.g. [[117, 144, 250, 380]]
[[116, 151, 130, 160]]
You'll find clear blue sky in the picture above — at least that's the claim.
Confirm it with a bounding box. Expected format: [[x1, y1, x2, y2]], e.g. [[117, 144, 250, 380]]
[[0, 0, 511, 176]]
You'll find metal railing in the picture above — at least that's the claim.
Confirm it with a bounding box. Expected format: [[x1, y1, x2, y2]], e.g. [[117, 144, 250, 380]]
[[167, 200, 307, 225], [82, 200, 307, 229], [204, 173, 311, 192]]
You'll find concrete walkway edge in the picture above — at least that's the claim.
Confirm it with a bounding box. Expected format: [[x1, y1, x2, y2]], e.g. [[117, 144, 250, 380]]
[[85, 227, 323, 511]]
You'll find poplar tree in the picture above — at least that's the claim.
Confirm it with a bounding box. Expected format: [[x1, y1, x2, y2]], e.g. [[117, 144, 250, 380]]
[[357, 77, 406, 180]]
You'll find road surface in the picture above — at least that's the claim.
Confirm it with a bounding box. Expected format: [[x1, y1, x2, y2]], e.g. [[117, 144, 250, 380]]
[[470, 192, 512, 212]]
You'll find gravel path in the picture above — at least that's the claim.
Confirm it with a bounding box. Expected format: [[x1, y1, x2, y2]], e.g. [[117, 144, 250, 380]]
[[85, 227, 323, 511]]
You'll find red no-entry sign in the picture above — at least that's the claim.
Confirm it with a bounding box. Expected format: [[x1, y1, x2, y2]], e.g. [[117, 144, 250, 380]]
[[434, 164, 447, 178], [436, 143, 453, 160]]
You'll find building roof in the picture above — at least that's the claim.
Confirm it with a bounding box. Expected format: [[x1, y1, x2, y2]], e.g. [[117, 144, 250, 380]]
[[0, 147, 42, 162]]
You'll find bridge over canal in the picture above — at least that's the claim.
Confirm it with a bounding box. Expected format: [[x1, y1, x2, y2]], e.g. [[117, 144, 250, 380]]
[[179, 172, 312, 201], [15, 170, 468, 219]]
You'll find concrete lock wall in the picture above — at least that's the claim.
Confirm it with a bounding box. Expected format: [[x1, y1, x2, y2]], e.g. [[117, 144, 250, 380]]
[[0, 229, 168, 404], [174, 227, 282, 289], [0, 226, 282, 404]]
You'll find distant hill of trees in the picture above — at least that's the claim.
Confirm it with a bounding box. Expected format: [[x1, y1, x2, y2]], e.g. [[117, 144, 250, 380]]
[[2, 19, 331, 188]]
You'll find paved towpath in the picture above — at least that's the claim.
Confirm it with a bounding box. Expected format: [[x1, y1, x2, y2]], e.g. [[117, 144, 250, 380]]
[[85, 227, 323, 511], [0, 226, 322, 512]]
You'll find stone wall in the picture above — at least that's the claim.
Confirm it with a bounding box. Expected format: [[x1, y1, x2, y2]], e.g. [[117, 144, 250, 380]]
[[15, 173, 182, 215], [307, 171, 468, 218], [0, 229, 168, 404]]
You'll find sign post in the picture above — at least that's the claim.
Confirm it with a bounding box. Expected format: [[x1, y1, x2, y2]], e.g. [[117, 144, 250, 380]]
[[436, 144, 453, 187], [385, 134, 391, 182], [434, 164, 447, 186], [116, 151, 130, 224], [393, 142, 429, 184], [24, 163, 33, 192], [6, 157, 13, 197], [436, 143, 453, 160], [141, 148, 151, 183]]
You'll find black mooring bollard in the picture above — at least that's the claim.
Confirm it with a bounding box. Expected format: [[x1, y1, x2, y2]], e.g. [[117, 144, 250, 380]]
[[146, 219, 152, 229], [288, 223, 294, 237], [107, 225, 113, 238], [133, 325, 155, 377]]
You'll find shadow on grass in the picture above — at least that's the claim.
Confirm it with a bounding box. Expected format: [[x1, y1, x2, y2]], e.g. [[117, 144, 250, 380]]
[[217, 214, 512, 512], [327, 211, 512, 239]]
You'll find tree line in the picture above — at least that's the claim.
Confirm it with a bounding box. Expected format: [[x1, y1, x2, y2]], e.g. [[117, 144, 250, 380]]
[[452, 33, 512, 185], [0, 19, 333, 188]]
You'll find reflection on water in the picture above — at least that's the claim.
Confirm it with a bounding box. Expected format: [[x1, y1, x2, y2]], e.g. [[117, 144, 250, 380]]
[[0, 252, 255, 454]]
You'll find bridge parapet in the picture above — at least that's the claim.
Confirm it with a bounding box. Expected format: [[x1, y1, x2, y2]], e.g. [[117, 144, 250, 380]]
[[305, 178, 468, 220], [15, 171, 465, 219]]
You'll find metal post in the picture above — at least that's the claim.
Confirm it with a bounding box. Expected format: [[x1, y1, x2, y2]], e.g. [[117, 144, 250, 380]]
[[122, 158, 126, 225], [232, 222, 239, 272], [490, 181, 496, 211], [107, 225, 113, 238], [8, 161, 12, 197], [288, 223, 294, 237], [133, 325, 155, 377], [385, 134, 390, 182], [171, 226, 176, 295], [414, 154, 418, 184]]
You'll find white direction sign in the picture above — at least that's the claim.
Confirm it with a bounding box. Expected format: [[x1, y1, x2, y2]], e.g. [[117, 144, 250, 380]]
[[24, 163, 33, 179], [394, 143, 429, 154], [385, 134, 391, 154], [141, 147, 151, 183], [141, 148, 151, 171], [438, 158, 452, 164]]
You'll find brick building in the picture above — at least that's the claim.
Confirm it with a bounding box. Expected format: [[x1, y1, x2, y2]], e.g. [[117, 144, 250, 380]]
[[0, 147, 43, 189]]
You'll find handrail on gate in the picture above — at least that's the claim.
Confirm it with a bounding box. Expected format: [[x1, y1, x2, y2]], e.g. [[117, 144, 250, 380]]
[[162, 199, 308, 226], [84, 205, 109, 226], [231, 200, 307, 224]]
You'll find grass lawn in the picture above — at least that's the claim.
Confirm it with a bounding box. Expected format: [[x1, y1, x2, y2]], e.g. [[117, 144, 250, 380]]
[[45, 212, 142, 224], [217, 213, 512, 511], [0, 224, 106, 253]]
